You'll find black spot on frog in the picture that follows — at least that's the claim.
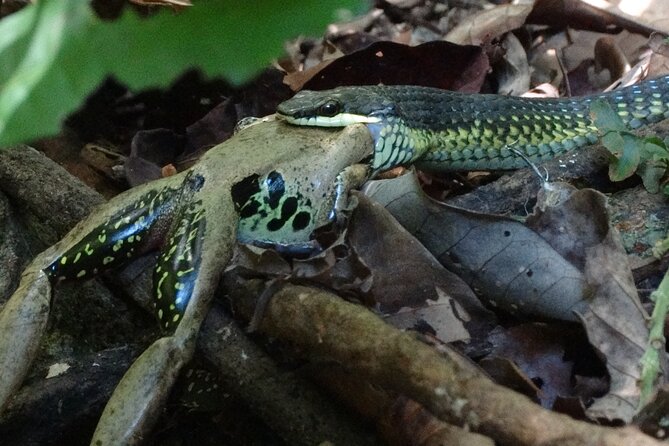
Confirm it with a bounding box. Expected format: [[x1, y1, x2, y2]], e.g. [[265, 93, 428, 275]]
[[292, 211, 311, 231], [231, 174, 261, 212], [266, 196, 298, 232], [265, 171, 285, 210]]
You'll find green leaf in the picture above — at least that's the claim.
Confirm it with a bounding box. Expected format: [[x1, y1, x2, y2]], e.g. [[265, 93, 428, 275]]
[[637, 161, 665, 193], [590, 98, 627, 132], [0, 0, 366, 146], [607, 132, 641, 181], [640, 139, 669, 162]]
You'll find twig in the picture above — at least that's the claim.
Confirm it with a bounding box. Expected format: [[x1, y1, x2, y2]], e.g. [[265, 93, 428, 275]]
[[639, 268, 669, 407]]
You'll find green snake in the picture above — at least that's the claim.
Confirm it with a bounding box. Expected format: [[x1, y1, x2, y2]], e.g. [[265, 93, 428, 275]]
[[277, 75, 669, 171]]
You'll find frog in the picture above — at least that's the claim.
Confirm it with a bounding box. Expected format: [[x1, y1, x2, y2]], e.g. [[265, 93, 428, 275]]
[[0, 118, 372, 444]]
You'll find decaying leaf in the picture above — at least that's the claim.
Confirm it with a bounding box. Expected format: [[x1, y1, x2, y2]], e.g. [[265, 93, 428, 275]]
[[348, 192, 495, 343], [529, 186, 667, 423], [365, 171, 590, 321], [527, 0, 664, 36], [366, 170, 668, 422], [594, 36, 631, 84], [482, 323, 584, 408], [292, 41, 490, 93], [495, 33, 531, 96], [444, 3, 533, 46]]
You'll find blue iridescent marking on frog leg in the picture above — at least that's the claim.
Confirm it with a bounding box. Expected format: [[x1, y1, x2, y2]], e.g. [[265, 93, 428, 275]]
[[44, 184, 182, 282]]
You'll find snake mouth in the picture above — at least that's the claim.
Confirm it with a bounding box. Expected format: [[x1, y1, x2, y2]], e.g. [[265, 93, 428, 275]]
[[276, 112, 382, 127]]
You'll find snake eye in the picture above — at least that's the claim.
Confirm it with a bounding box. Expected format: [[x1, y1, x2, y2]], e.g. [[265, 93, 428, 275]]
[[318, 100, 340, 117]]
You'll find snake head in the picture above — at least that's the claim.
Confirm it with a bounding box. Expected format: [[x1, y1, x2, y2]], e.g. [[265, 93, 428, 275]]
[[276, 86, 396, 127]]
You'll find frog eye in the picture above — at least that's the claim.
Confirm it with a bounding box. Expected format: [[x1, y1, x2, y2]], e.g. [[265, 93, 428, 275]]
[[318, 100, 340, 117]]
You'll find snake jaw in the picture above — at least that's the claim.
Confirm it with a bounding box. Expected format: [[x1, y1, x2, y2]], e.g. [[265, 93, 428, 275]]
[[277, 112, 381, 127]]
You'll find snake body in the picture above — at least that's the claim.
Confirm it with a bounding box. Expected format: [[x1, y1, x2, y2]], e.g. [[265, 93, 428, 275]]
[[277, 75, 669, 171]]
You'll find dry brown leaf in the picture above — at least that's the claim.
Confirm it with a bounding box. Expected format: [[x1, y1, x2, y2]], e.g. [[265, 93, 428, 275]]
[[483, 323, 584, 408], [593, 36, 631, 84], [365, 171, 590, 321], [580, 232, 653, 423], [290, 41, 489, 93], [529, 186, 667, 422], [283, 42, 344, 92], [445, 4, 533, 46], [495, 33, 531, 96], [527, 0, 665, 35], [348, 193, 495, 343]]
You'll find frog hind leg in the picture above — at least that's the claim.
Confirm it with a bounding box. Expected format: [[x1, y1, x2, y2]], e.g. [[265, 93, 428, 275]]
[[0, 267, 51, 413], [152, 202, 206, 333], [44, 185, 178, 282], [91, 190, 235, 445], [0, 177, 185, 414]]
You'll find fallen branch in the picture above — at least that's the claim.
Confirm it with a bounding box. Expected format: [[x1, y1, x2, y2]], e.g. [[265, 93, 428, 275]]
[[249, 283, 663, 446]]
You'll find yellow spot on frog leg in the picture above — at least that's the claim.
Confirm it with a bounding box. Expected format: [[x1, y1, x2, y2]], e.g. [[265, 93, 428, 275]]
[[192, 211, 204, 223], [128, 235, 135, 243], [84, 243, 94, 255], [176, 268, 194, 277], [76, 270, 87, 278], [74, 252, 82, 263], [172, 314, 180, 323], [158, 309, 164, 320], [112, 240, 123, 252], [156, 271, 169, 299], [103, 256, 115, 265], [98, 233, 106, 243], [60, 256, 68, 265]]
